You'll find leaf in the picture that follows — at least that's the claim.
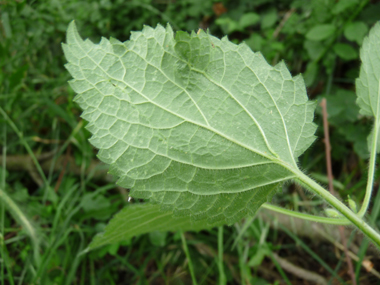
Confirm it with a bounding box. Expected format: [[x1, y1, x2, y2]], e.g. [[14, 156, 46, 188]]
[[239, 13, 260, 29], [306, 24, 336, 41], [333, 43, 358, 60], [322, 90, 359, 124], [356, 22, 380, 117], [344, 21, 368, 45], [215, 17, 239, 34], [86, 203, 212, 251], [304, 40, 324, 61], [261, 8, 277, 30], [149, 231, 168, 247], [63, 22, 316, 227], [340, 123, 370, 159], [245, 33, 263, 51], [332, 0, 358, 15], [303, 62, 319, 87]]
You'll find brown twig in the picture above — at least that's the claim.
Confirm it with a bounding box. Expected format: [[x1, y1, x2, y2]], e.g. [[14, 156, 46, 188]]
[[320, 98, 357, 285], [273, 8, 296, 39], [272, 253, 327, 285]]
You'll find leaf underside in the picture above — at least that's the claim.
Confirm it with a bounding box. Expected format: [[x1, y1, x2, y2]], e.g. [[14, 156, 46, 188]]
[[356, 22, 380, 118], [63, 22, 316, 226], [88, 203, 212, 250]]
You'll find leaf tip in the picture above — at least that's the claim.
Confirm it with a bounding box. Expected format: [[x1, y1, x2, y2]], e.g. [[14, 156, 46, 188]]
[[66, 20, 84, 45]]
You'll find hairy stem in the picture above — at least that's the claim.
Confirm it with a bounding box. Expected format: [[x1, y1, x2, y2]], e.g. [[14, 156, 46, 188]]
[[262, 203, 350, 225], [295, 170, 380, 249], [358, 120, 379, 218]]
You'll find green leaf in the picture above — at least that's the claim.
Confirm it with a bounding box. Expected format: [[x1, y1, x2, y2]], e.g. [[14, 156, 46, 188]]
[[306, 24, 336, 41], [304, 40, 324, 61], [325, 208, 343, 218], [332, 0, 358, 15], [340, 123, 370, 159], [261, 8, 277, 30], [245, 33, 263, 51], [356, 22, 380, 117], [239, 13, 260, 29], [215, 17, 239, 34], [63, 22, 316, 227], [323, 89, 359, 124], [303, 62, 319, 87], [344, 21, 368, 45], [87, 203, 212, 250], [149, 231, 168, 247], [333, 43, 358, 60]]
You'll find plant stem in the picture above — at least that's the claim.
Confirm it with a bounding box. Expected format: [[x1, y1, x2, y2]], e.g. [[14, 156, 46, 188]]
[[321, 98, 356, 285], [295, 170, 380, 249], [262, 203, 350, 225], [217, 226, 226, 285], [358, 120, 379, 218], [1, 116, 6, 285], [180, 232, 198, 285]]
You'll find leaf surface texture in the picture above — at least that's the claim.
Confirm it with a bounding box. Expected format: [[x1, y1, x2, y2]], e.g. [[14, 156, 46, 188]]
[[63, 22, 316, 225], [356, 22, 380, 119]]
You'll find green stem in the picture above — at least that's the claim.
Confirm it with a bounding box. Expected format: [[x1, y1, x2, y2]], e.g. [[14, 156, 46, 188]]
[[358, 120, 379, 218], [217, 226, 226, 285], [262, 203, 350, 225], [266, 117, 378, 227], [1, 117, 6, 285], [180, 232, 198, 285], [295, 169, 380, 248]]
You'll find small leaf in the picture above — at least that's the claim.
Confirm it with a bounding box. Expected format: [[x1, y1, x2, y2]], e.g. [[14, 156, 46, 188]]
[[344, 21, 368, 45], [306, 24, 336, 41], [333, 43, 358, 60], [261, 8, 277, 30], [239, 13, 260, 29], [323, 90, 359, 123], [215, 17, 239, 34], [341, 123, 370, 159], [303, 62, 319, 87], [245, 33, 263, 51], [325, 208, 342, 218], [332, 0, 358, 15], [304, 40, 324, 61]]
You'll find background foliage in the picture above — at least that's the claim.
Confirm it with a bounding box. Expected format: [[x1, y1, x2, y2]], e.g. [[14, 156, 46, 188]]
[[1, 0, 380, 284]]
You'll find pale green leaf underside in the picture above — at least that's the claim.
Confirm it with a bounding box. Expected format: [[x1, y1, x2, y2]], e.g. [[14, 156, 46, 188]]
[[63, 22, 316, 225], [356, 22, 380, 118], [87, 203, 211, 251]]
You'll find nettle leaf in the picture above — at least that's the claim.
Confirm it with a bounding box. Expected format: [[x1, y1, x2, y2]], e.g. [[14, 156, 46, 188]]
[[356, 22, 380, 118], [356, 22, 380, 153], [63, 22, 316, 227]]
